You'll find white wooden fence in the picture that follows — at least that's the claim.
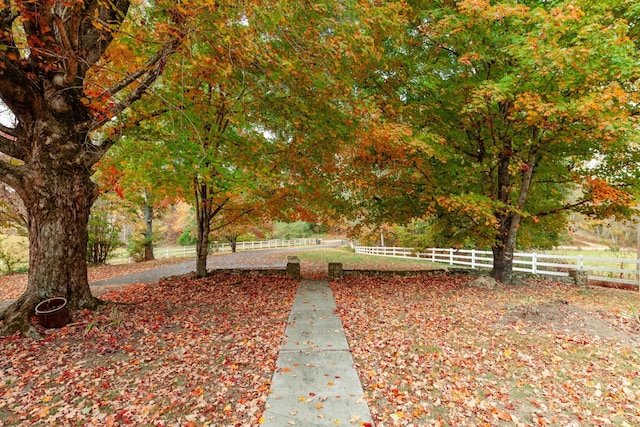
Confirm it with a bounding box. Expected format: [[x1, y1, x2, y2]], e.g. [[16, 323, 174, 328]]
[[354, 246, 640, 287], [108, 238, 320, 264]]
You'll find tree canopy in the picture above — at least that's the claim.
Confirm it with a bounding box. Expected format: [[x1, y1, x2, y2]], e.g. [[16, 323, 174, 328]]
[[337, 0, 640, 281], [1, 0, 639, 336]]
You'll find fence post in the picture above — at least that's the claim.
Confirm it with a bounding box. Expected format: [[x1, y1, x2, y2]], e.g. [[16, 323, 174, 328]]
[[184, 246, 186, 256], [532, 253, 537, 274], [166, 247, 169, 258], [449, 248, 454, 265], [431, 248, 435, 262], [471, 249, 476, 270], [577, 255, 584, 271]]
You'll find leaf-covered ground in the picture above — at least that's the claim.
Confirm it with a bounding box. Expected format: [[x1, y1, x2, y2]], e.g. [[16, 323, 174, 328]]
[[3, 263, 640, 426], [1, 274, 297, 426], [332, 276, 640, 426]]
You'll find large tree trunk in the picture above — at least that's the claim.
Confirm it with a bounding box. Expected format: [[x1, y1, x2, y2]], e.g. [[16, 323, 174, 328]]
[[491, 212, 524, 283], [1, 166, 99, 337], [491, 219, 516, 284], [0, 0, 183, 337], [490, 142, 537, 284]]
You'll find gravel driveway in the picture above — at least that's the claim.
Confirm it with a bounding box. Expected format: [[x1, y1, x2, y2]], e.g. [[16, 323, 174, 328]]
[[90, 243, 340, 287]]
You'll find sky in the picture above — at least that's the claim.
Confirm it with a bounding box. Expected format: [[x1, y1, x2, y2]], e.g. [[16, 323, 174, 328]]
[[0, 101, 14, 127]]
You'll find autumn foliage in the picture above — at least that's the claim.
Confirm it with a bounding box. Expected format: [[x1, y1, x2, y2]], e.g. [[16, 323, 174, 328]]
[[339, 0, 640, 282]]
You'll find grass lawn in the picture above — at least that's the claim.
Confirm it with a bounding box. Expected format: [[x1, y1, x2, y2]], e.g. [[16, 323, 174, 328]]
[[293, 246, 443, 277], [1, 249, 639, 426], [0, 235, 28, 273]]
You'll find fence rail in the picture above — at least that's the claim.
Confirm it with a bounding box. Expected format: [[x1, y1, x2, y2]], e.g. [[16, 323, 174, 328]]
[[354, 246, 640, 286], [107, 238, 320, 265]]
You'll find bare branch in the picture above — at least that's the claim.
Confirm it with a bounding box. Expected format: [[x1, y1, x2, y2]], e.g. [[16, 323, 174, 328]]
[[83, 138, 118, 170], [105, 45, 174, 98], [536, 199, 590, 218], [51, 13, 79, 86], [0, 123, 27, 161]]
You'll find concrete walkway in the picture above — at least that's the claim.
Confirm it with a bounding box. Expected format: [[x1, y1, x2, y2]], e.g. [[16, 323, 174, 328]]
[[261, 280, 373, 426]]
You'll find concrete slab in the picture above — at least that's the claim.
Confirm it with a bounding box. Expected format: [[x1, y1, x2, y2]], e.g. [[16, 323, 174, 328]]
[[271, 350, 364, 396], [291, 281, 337, 308], [263, 394, 371, 427], [261, 280, 374, 426], [282, 315, 350, 351]]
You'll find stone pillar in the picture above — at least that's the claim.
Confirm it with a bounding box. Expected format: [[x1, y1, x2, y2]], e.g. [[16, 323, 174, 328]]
[[328, 262, 343, 279], [286, 256, 301, 279], [569, 270, 588, 288]]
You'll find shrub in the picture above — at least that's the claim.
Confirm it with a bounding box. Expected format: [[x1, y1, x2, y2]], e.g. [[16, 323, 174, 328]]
[[0, 239, 25, 274], [178, 229, 197, 246], [87, 211, 121, 264], [273, 221, 313, 239], [128, 236, 153, 262]]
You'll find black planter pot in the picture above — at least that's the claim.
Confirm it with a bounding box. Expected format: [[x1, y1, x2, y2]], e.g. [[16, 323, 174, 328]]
[[35, 297, 69, 328]]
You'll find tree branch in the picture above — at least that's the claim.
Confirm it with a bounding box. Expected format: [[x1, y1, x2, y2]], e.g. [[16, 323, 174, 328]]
[[210, 207, 258, 233], [19, 1, 60, 65], [83, 137, 118, 170], [76, 37, 182, 134], [535, 199, 590, 218], [106, 46, 173, 98], [0, 158, 25, 192], [82, 107, 171, 168], [0, 124, 17, 142], [51, 12, 79, 87], [0, 9, 37, 116], [0, 122, 29, 160], [0, 137, 25, 162], [0, 7, 19, 55], [79, 0, 132, 74]]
